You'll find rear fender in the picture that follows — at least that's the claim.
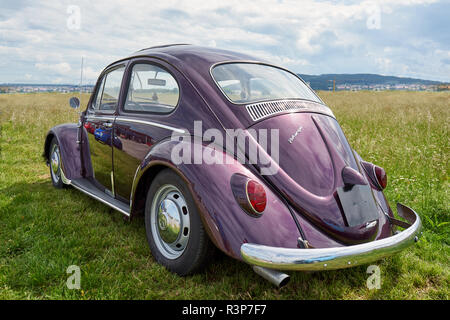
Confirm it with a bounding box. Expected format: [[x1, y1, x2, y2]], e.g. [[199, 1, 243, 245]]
[[130, 139, 303, 259]]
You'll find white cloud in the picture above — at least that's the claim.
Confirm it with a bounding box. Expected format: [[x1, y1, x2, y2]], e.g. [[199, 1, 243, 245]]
[[0, 0, 448, 83], [82, 66, 101, 82], [35, 62, 72, 74]]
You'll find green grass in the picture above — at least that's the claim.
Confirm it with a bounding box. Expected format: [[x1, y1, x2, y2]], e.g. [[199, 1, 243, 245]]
[[0, 91, 448, 299]]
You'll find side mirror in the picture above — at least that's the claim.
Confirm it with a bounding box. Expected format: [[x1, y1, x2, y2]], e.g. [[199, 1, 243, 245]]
[[69, 97, 80, 109]]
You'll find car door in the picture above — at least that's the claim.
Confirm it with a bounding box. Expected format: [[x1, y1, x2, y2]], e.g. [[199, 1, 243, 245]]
[[84, 64, 126, 196], [113, 60, 181, 203]]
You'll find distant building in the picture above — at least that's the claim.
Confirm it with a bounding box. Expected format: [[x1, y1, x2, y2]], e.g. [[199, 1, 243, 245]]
[[0, 84, 94, 94]]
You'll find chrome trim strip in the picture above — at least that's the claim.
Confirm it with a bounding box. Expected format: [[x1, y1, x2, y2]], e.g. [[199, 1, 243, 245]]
[[110, 171, 115, 197], [241, 203, 421, 271], [115, 117, 186, 134], [70, 182, 130, 217], [85, 115, 116, 122], [85, 115, 186, 133], [129, 165, 141, 212]]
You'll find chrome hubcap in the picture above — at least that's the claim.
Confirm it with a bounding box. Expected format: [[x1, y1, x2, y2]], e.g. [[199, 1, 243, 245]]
[[158, 199, 181, 244], [50, 144, 61, 182], [151, 185, 190, 259]]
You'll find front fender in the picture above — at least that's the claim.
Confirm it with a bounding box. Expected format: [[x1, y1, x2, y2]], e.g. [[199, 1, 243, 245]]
[[131, 139, 302, 260], [43, 123, 91, 180]]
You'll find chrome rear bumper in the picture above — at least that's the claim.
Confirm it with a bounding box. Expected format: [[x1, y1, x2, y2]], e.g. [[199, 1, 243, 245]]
[[241, 203, 421, 271]]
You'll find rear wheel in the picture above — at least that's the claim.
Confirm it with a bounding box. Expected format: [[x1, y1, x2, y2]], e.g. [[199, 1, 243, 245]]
[[144, 169, 214, 275], [49, 138, 65, 189]]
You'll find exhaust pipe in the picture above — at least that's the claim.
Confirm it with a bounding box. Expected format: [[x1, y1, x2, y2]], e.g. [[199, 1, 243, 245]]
[[252, 266, 290, 288]]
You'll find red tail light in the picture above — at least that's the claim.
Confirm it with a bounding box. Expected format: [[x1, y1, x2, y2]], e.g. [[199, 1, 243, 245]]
[[374, 166, 387, 189], [246, 180, 267, 214], [361, 161, 388, 191]]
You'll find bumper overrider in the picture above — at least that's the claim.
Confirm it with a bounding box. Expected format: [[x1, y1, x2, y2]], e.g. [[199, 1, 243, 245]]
[[241, 203, 421, 271]]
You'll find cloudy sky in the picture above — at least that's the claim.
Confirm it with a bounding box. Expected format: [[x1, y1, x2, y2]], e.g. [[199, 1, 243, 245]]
[[1, 0, 449, 84]]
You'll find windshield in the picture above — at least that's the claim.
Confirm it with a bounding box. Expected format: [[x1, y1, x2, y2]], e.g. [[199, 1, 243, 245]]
[[211, 63, 321, 104]]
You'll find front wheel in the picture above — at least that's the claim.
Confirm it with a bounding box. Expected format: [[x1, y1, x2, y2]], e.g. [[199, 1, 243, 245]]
[[49, 137, 65, 189], [144, 169, 214, 275]]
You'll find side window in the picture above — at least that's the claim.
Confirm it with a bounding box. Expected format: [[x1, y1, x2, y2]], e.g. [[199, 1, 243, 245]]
[[92, 66, 125, 112], [124, 63, 179, 113], [91, 76, 106, 110]]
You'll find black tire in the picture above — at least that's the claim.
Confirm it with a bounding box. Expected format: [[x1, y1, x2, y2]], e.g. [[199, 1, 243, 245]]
[[144, 169, 215, 275], [49, 137, 65, 189]]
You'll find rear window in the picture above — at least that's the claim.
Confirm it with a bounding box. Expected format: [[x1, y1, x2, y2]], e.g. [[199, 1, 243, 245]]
[[211, 63, 321, 104]]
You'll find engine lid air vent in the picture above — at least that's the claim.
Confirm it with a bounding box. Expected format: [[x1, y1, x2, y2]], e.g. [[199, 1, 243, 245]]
[[246, 99, 334, 122]]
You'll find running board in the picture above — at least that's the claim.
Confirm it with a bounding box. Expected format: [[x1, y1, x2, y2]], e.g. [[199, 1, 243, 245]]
[[71, 178, 130, 217]]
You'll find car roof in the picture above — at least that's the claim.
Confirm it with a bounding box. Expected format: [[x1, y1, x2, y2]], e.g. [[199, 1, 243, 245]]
[[103, 44, 265, 73], [132, 44, 261, 64]]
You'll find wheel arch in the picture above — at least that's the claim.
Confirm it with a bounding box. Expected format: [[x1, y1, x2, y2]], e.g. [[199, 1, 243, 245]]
[[130, 162, 172, 217], [129, 139, 303, 260], [43, 132, 56, 164], [130, 158, 229, 256]]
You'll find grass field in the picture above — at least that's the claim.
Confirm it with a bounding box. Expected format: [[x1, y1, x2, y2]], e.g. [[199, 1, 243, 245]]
[[0, 91, 448, 299]]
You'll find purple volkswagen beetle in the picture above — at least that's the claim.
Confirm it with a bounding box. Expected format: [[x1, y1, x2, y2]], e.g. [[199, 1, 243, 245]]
[[44, 44, 421, 287]]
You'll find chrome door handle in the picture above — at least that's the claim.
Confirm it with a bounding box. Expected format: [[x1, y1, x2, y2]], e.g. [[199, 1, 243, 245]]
[[103, 122, 113, 128]]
